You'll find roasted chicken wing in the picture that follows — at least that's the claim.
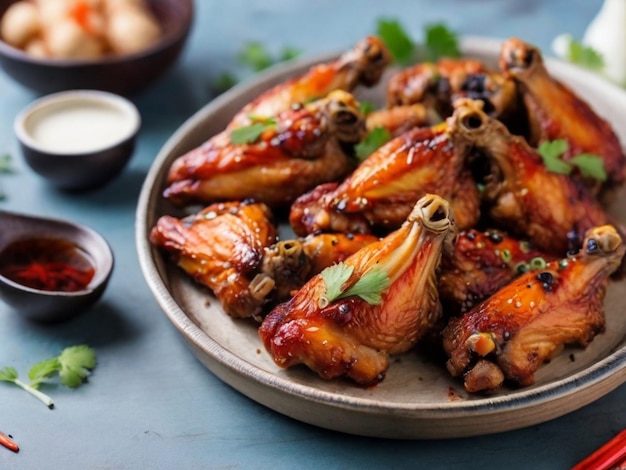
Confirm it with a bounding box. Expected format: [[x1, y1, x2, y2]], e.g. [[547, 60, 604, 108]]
[[439, 229, 551, 314], [443, 225, 625, 392], [499, 37, 626, 189], [365, 104, 440, 136], [150, 201, 278, 319], [260, 233, 379, 302], [229, 36, 390, 128], [289, 122, 480, 236], [260, 194, 456, 385], [386, 58, 519, 125], [164, 90, 364, 207], [448, 99, 619, 255]]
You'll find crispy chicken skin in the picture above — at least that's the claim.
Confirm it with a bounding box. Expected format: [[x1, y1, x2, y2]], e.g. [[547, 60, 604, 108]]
[[164, 90, 364, 207], [149, 201, 278, 319], [386, 58, 518, 122], [229, 36, 390, 128], [260, 233, 379, 302], [499, 37, 626, 189], [443, 225, 625, 392], [439, 229, 551, 314], [260, 194, 456, 385], [448, 99, 617, 255], [365, 104, 440, 136], [289, 122, 480, 236]]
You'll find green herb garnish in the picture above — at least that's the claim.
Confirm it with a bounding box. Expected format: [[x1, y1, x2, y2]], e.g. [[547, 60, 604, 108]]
[[423, 22, 461, 61], [538, 138, 606, 181], [229, 117, 277, 145], [355, 127, 392, 160], [0, 345, 96, 409], [570, 153, 608, 181], [213, 72, 239, 93], [567, 39, 604, 71], [359, 101, 376, 116], [375, 19, 460, 65], [238, 42, 274, 72], [320, 263, 391, 306], [376, 18, 415, 65], [0, 153, 13, 174]]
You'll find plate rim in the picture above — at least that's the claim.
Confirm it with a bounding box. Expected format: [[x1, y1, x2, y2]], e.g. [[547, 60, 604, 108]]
[[135, 36, 626, 437]]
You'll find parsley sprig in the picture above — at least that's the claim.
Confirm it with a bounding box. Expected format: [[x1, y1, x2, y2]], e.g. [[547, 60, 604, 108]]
[[0, 345, 96, 409], [0, 153, 15, 201], [320, 263, 391, 306], [376, 19, 461, 66], [538, 138, 607, 181]]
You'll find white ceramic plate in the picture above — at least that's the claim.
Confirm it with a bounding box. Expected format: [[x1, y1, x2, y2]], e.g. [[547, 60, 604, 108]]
[[136, 37, 626, 439]]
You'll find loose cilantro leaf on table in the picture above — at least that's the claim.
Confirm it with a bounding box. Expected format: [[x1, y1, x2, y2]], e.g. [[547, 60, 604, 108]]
[[0, 154, 13, 173], [0, 345, 97, 409]]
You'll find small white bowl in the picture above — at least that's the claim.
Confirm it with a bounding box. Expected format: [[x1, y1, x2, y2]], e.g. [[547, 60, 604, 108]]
[[14, 90, 141, 190]]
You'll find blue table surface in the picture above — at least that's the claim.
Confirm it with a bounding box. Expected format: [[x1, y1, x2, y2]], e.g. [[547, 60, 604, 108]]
[[1, 1, 623, 468]]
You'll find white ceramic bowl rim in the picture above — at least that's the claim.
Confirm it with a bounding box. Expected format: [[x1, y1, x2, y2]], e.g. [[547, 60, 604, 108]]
[[14, 89, 141, 156]]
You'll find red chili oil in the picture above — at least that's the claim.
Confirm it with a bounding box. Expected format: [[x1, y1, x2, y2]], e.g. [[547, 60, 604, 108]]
[[0, 238, 95, 293]]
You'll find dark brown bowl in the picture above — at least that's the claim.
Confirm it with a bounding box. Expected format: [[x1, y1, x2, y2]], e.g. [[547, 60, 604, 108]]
[[0, 0, 194, 95]]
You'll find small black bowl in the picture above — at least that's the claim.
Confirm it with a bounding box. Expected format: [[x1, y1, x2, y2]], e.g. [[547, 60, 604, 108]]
[[14, 90, 141, 190], [0, 209, 114, 322], [0, 0, 194, 95]]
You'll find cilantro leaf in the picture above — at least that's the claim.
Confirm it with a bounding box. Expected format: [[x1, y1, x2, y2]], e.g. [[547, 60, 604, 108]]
[[280, 46, 301, 62], [320, 263, 354, 304], [0, 154, 13, 174], [238, 42, 274, 72], [538, 139, 572, 175], [230, 122, 271, 145], [568, 40, 604, 71], [570, 153, 607, 181], [359, 101, 376, 116], [28, 358, 60, 389], [355, 127, 392, 160], [376, 18, 415, 65], [58, 345, 96, 388], [213, 72, 238, 94], [320, 263, 391, 306], [0, 366, 18, 382], [423, 23, 461, 61], [339, 269, 391, 305], [0, 345, 97, 408]]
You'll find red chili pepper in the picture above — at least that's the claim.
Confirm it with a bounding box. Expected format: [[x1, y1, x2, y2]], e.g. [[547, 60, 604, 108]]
[[0, 431, 19, 453], [572, 429, 626, 470]]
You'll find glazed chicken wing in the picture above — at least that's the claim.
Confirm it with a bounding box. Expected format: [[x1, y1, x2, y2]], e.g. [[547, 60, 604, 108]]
[[164, 90, 364, 207], [443, 225, 625, 392], [499, 37, 626, 189], [260, 194, 456, 385], [150, 201, 278, 319], [229, 36, 390, 128], [448, 99, 619, 255], [289, 122, 480, 236], [386, 58, 519, 124], [260, 233, 379, 301], [439, 229, 551, 314], [365, 104, 440, 137]]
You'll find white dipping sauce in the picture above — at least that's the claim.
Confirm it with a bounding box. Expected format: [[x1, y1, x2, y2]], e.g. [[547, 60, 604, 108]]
[[26, 100, 134, 153]]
